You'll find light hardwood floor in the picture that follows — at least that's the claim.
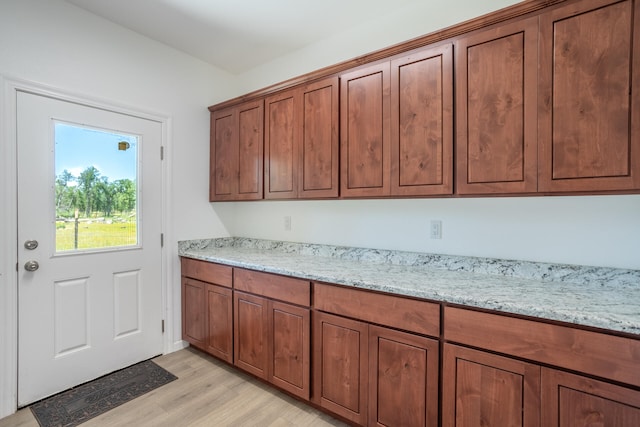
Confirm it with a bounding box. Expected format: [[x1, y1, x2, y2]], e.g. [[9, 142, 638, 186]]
[[0, 348, 347, 427]]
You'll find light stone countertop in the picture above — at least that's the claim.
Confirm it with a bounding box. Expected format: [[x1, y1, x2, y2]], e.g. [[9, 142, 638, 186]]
[[178, 237, 640, 336]]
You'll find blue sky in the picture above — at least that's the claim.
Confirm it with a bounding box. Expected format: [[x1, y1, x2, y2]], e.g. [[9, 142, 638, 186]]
[[54, 122, 137, 183]]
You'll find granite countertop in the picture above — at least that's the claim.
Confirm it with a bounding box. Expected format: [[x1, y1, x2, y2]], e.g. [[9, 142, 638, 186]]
[[178, 237, 640, 336]]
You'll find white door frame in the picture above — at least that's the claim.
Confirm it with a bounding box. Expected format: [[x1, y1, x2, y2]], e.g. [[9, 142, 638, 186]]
[[0, 76, 175, 418]]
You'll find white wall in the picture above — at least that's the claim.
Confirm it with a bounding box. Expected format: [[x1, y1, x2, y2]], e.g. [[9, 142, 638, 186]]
[[220, 0, 640, 271], [0, 0, 237, 417], [236, 0, 521, 92], [218, 196, 640, 269]]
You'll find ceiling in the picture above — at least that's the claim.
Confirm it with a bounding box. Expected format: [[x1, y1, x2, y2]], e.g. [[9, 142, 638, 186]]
[[65, 0, 419, 75]]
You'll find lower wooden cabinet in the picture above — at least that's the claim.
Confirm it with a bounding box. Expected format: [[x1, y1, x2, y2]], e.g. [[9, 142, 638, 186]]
[[313, 311, 368, 425], [234, 290, 311, 400], [313, 311, 439, 427], [181, 258, 233, 355], [182, 277, 206, 350], [234, 291, 269, 379], [369, 325, 439, 427], [442, 344, 541, 427], [541, 368, 640, 427], [205, 283, 233, 363], [182, 259, 640, 427], [269, 300, 310, 399]]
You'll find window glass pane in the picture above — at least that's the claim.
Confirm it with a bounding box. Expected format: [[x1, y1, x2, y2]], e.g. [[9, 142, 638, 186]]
[[54, 122, 138, 252]]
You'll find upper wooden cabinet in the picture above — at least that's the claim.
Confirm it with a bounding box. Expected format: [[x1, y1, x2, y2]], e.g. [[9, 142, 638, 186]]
[[340, 62, 392, 198], [391, 44, 454, 196], [538, 0, 640, 192], [299, 77, 340, 198], [209, 0, 640, 199], [265, 89, 299, 199], [210, 99, 264, 201], [455, 18, 539, 194], [264, 77, 339, 199]]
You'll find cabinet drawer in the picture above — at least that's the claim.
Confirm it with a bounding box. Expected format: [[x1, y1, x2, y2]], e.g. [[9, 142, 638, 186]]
[[314, 283, 440, 337], [181, 257, 232, 288], [444, 306, 640, 388], [234, 269, 311, 307]]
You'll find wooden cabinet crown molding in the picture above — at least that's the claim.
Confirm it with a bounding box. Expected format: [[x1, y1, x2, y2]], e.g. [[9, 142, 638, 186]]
[[208, 0, 568, 112]]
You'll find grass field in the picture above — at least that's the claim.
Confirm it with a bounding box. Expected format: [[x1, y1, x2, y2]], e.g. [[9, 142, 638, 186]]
[[56, 220, 137, 251]]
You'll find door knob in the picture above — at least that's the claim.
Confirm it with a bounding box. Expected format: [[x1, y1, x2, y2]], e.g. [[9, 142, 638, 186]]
[[24, 240, 39, 250], [24, 260, 39, 272]]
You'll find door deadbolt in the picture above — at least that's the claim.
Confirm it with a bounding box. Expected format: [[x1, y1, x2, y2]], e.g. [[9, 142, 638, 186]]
[[24, 240, 39, 250], [24, 260, 39, 272]]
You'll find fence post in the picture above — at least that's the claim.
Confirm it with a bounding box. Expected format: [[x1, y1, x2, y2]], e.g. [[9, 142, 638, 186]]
[[74, 208, 79, 249]]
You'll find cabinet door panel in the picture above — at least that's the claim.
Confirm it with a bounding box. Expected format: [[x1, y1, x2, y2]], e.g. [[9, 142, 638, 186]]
[[182, 278, 206, 349], [391, 44, 453, 196], [539, 0, 640, 191], [442, 344, 540, 427], [205, 284, 233, 363], [542, 368, 640, 426], [265, 89, 298, 199], [299, 77, 339, 198], [269, 301, 310, 399], [211, 109, 237, 198], [210, 100, 263, 201], [313, 311, 368, 425], [341, 62, 391, 197], [237, 102, 264, 197], [234, 291, 268, 379], [369, 325, 439, 427], [456, 18, 538, 194]]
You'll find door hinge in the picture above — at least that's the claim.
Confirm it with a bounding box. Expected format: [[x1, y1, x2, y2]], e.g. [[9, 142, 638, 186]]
[[160, 146, 164, 160], [16, 262, 19, 272], [161, 319, 165, 333], [161, 233, 164, 247]]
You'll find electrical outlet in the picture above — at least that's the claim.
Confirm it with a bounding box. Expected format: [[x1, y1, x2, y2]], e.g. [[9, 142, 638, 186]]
[[430, 220, 442, 239], [284, 216, 291, 231]]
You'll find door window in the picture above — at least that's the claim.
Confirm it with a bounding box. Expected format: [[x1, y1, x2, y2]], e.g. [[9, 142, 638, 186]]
[[54, 122, 138, 252]]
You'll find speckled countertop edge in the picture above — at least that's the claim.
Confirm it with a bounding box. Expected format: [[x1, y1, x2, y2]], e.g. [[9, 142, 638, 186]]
[[178, 238, 640, 336]]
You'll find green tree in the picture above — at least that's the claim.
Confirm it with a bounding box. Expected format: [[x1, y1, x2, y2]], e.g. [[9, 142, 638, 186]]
[[96, 177, 116, 217], [113, 179, 136, 213], [77, 166, 100, 217], [55, 169, 78, 217]]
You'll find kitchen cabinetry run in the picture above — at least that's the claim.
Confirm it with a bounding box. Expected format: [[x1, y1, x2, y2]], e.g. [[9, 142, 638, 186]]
[[538, 0, 640, 192], [313, 283, 440, 426], [209, 0, 640, 198], [181, 255, 640, 427], [210, 99, 264, 201], [180, 258, 233, 362], [455, 17, 538, 194], [234, 269, 311, 399]]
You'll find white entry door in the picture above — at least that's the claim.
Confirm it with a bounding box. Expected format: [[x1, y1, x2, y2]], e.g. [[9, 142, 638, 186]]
[[17, 91, 164, 406]]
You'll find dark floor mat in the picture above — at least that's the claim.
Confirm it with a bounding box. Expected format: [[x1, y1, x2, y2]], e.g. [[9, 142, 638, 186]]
[[29, 359, 177, 427]]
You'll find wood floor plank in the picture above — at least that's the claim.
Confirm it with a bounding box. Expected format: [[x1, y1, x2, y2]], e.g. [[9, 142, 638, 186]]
[[0, 348, 347, 427]]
